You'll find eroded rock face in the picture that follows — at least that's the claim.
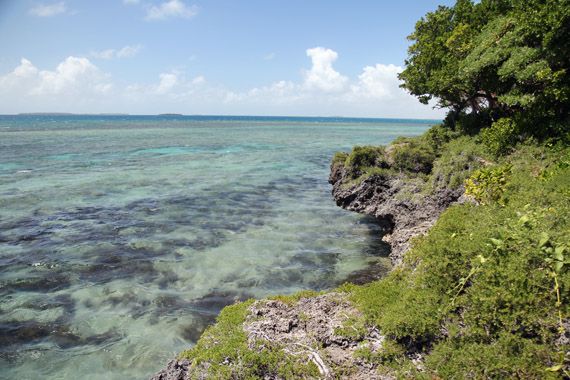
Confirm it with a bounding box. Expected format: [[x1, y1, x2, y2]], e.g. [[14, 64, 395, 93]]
[[148, 358, 191, 380], [329, 162, 465, 266]]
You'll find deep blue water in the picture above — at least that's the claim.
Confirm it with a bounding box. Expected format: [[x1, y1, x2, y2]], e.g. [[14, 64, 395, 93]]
[[0, 115, 436, 379]]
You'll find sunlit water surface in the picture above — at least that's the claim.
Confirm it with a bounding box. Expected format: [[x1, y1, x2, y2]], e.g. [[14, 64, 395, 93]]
[[0, 115, 434, 379]]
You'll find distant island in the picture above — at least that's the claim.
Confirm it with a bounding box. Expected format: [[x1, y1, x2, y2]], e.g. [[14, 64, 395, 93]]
[[18, 112, 130, 116], [158, 113, 183, 116]]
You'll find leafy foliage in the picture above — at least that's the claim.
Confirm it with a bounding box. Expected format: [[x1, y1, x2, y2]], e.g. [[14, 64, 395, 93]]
[[428, 134, 486, 190], [464, 163, 512, 206], [345, 145, 386, 178], [481, 117, 519, 156], [331, 151, 349, 167], [399, 0, 570, 140], [347, 143, 570, 378], [388, 136, 436, 174]]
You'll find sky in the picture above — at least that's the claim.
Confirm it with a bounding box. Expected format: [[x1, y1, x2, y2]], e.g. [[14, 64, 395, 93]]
[[0, 0, 457, 118]]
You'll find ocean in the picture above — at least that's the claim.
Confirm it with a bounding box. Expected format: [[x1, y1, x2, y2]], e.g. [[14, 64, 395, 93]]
[[0, 115, 435, 379]]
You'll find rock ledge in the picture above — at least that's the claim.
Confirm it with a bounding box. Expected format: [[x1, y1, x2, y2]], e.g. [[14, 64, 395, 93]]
[[328, 161, 465, 266]]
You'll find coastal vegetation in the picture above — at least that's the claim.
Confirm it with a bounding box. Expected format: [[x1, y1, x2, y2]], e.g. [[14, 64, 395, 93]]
[[165, 0, 570, 378], [336, 140, 570, 378]]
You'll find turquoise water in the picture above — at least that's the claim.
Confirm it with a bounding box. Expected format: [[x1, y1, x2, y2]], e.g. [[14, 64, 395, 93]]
[[0, 115, 434, 379]]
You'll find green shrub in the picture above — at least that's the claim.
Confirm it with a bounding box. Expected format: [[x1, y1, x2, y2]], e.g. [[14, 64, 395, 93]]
[[464, 164, 513, 206], [389, 136, 436, 174], [345, 145, 386, 178], [421, 331, 559, 380], [344, 143, 570, 378], [348, 267, 443, 341], [428, 135, 487, 191], [331, 152, 348, 167], [423, 123, 461, 150], [346, 145, 384, 169], [178, 299, 254, 378], [481, 118, 519, 157]]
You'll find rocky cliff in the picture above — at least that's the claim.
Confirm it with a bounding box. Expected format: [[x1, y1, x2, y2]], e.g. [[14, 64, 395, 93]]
[[328, 159, 465, 266]]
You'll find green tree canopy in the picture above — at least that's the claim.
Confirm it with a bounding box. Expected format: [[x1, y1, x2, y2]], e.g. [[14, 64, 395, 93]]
[[399, 0, 569, 140]]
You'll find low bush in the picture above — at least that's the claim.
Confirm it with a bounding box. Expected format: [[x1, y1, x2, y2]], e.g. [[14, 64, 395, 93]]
[[346, 143, 570, 378], [428, 135, 487, 191], [464, 163, 513, 206], [331, 151, 348, 167], [344, 145, 386, 178], [388, 136, 436, 174], [481, 118, 519, 157], [423, 123, 461, 151]]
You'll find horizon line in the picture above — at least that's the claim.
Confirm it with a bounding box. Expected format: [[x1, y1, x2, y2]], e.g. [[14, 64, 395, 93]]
[[7, 112, 443, 121]]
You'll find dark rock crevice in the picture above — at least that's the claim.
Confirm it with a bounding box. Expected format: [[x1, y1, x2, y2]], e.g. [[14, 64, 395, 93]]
[[328, 163, 465, 266]]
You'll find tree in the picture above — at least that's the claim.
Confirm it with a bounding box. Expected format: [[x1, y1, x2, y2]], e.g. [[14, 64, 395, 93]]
[[399, 0, 570, 139]]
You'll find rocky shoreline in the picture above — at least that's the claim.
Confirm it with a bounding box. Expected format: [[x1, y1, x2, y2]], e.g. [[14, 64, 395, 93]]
[[328, 158, 465, 266], [149, 158, 463, 380], [151, 293, 396, 380]]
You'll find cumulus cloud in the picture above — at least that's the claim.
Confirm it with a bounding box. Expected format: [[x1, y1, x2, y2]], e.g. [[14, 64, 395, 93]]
[[229, 47, 441, 117], [155, 73, 179, 94], [33, 57, 109, 95], [0, 58, 39, 92], [303, 47, 349, 92], [0, 48, 444, 118], [145, 0, 198, 20], [0, 57, 113, 112], [91, 45, 142, 60], [241, 48, 402, 105], [29, 2, 66, 17], [348, 63, 403, 100]]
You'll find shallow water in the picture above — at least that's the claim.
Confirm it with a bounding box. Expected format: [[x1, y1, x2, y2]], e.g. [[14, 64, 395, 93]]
[[0, 115, 433, 379]]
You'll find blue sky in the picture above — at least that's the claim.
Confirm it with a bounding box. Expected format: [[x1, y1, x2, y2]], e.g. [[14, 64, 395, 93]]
[[0, 0, 456, 118]]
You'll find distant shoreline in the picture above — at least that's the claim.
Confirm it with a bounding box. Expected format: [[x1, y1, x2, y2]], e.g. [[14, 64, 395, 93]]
[[17, 112, 130, 116], [8, 114, 442, 123]]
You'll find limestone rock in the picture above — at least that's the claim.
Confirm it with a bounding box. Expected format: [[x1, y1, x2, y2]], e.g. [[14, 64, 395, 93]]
[[329, 163, 464, 266]]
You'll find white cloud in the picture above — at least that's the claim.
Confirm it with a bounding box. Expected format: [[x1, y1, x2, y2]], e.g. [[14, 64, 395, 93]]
[[227, 48, 442, 117], [155, 73, 179, 94], [303, 47, 349, 93], [0, 48, 445, 118], [91, 45, 142, 60], [29, 1, 66, 17], [124, 0, 140, 4], [0, 57, 113, 112], [117, 44, 143, 58], [264, 53, 276, 60], [32, 56, 109, 95], [91, 49, 115, 60], [349, 63, 403, 100], [0, 58, 39, 93], [145, 0, 198, 20], [12, 58, 39, 78]]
